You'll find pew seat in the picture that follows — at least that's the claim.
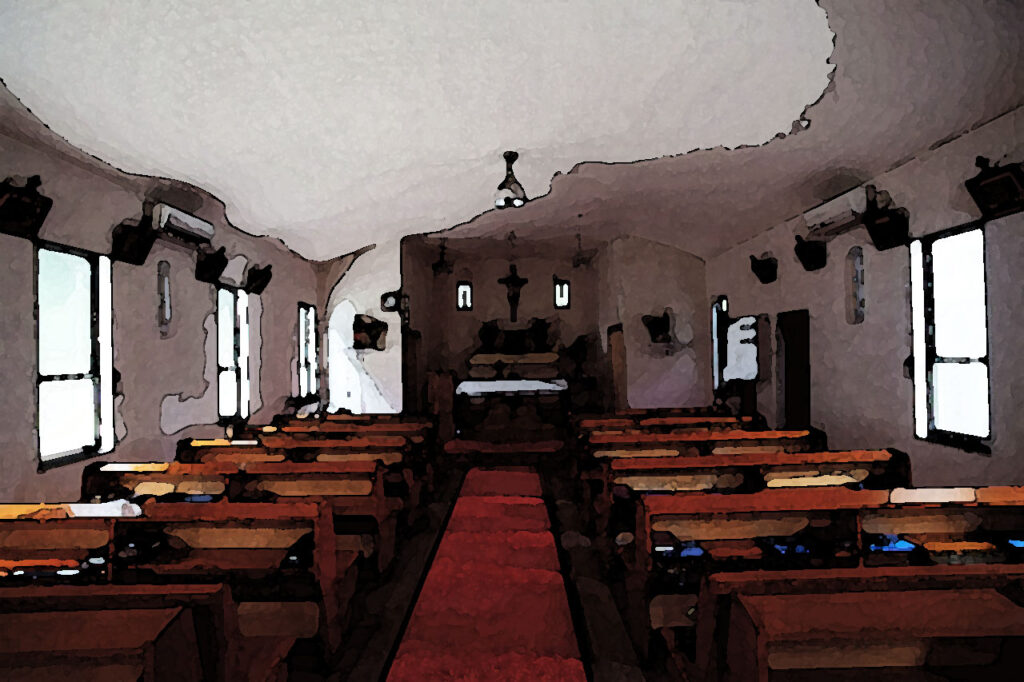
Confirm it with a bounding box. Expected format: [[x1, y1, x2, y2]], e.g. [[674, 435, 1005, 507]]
[[113, 501, 341, 648], [0, 607, 202, 682], [589, 429, 816, 453], [0, 583, 235, 681], [726, 589, 1024, 681], [692, 564, 1024, 681]]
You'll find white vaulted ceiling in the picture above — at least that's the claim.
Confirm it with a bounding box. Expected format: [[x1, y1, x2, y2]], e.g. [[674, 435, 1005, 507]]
[[0, 0, 835, 259]]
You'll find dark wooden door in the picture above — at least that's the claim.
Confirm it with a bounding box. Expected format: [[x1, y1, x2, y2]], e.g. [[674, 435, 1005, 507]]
[[607, 324, 628, 412], [776, 310, 811, 429]]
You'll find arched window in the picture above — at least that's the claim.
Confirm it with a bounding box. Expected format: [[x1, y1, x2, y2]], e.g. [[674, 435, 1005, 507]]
[[845, 246, 865, 325]]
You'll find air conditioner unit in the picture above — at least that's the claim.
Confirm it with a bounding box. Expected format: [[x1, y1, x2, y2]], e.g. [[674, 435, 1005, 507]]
[[154, 203, 214, 243], [804, 187, 867, 239]]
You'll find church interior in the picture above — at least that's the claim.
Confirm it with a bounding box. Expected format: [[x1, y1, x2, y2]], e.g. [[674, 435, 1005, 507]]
[[2, 1, 1024, 680]]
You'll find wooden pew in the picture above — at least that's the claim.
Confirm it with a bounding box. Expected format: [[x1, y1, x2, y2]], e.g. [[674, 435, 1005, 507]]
[[180, 434, 409, 460], [611, 449, 907, 492], [0, 501, 142, 584], [0, 606, 203, 682], [577, 414, 755, 432], [592, 449, 908, 538], [693, 564, 1024, 682], [587, 429, 821, 458], [638, 486, 1024, 678], [578, 429, 824, 534], [242, 460, 404, 570], [725, 588, 1024, 681], [112, 500, 340, 657], [83, 460, 381, 503], [0, 583, 236, 681], [85, 458, 399, 582]]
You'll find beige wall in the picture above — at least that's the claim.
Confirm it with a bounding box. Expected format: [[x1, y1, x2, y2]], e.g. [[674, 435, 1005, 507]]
[[706, 108, 1024, 486], [325, 241, 403, 413], [1, 112, 317, 502], [598, 236, 712, 409], [404, 235, 602, 382], [401, 234, 711, 412]]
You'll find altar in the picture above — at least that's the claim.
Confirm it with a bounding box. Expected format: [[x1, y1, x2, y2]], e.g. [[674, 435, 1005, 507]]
[[453, 318, 570, 442]]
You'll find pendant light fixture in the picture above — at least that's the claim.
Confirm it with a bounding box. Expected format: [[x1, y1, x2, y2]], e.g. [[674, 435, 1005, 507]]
[[494, 151, 528, 209]]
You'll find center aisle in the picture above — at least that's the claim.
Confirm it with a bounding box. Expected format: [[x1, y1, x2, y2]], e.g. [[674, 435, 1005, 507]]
[[386, 467, 588, 681]]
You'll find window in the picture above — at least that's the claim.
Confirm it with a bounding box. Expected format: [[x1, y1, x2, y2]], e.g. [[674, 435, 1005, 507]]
[[297, 303, 318, 397], [910, 226, 990, 447], [456, 281, 473, 310], [845, 247, 865, 325], [37, 246, 114, 465], [711, 296, 728, 390], [217, 287, 250, 420], [157, 260, 172, 337], [722, 315, 758, 382], [553, 277, 570, 309]]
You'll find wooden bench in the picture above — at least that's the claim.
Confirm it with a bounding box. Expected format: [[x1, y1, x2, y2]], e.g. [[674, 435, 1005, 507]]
[[84, 460, 382, 502], [178, 436, 413, 502], [725, 588, 1024, 681], [83, 459, 401, 569], [112, 500, 339, 653], [588, 429, 821, 459], [637, 486, 1024, 675], [578, 415, 755, 432], [0, 502, 143, 584], [0, 606, 202, 682], [611, 449, 906, 492], [639, 485, 1024, 570], [692, 564, 1024, 682], [590, 449, 908, 537], [0, 583, 235, 681]]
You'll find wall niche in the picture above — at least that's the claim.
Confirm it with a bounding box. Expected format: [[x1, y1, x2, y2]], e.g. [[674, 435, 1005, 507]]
[[353, 314, 388, 351]]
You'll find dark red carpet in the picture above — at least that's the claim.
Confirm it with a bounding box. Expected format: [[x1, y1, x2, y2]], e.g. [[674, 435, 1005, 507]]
[[387, 467, 586, 681]]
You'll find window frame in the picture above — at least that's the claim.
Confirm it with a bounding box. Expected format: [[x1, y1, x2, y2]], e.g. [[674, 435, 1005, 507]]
[[711, 295, 728, 391], [297, 302, 318, 399], [34, 240, 113, 470], [553, 277, 571, 309], [456, 280, 473, 311], [217, 285, 250, 424], [910, 220, 992, 453]]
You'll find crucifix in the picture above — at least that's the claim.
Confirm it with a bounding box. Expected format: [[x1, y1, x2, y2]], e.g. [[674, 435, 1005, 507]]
[[498, 264, 528, 322]]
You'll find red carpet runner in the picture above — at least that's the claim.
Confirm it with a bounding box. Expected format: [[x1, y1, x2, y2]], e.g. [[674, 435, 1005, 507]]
[[387, 467, 587, 681]]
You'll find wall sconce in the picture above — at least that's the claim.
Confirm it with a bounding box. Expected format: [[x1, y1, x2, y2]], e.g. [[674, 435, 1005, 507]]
[[965, 156, 1024, 218], [858, 185, 910, 251], [243, 264, 273, 294], [432, 238, 453, 277], [794, 235, 827, 271], [494, 151, 528, 209], [0, 175, 52, 239], [195, 245, 229, 284], [749, 253, 778, 284]]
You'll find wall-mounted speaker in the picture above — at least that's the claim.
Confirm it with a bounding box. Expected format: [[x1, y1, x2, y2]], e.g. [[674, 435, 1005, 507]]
[[110, 215, 159, 265], [243, 264, 273, 294], [859, 185, 910, 251], [381, 289, 402, 312], [0, 175, 52, 240], [353, 314, 388, 351], [195, 246, 229, 284], [641, 310, 672, 343], [965, 156, 1024, 219], [750, 254, 778, 284], [794, 235, 827, 271]]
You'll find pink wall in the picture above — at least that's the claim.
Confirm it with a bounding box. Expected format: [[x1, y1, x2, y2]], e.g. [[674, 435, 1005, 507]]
[[0, 95, 318, 502], [706, 109, 1024, 486]]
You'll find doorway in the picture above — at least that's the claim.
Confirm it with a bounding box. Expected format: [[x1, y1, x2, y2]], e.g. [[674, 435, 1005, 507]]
[[776, 309, 811, 429]]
